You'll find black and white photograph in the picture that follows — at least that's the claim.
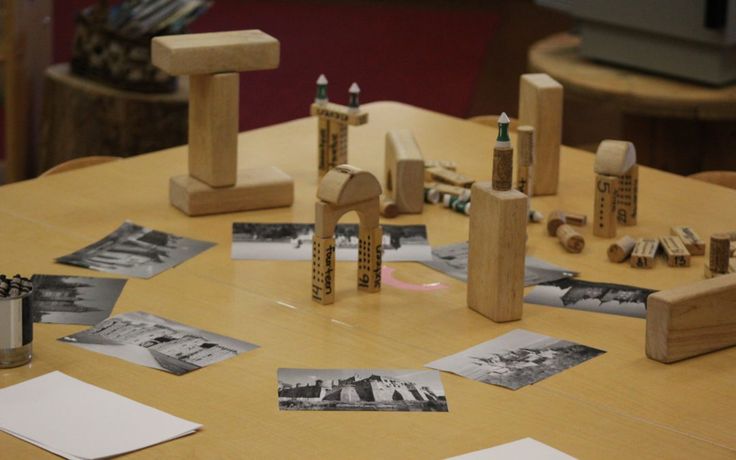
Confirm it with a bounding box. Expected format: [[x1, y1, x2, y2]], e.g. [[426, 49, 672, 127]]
[[421, 242, 578, 286], [56, 221, 215, 279], [59, 311, 259, 375], [524, 278, 657, 318], [277, 368, 448, 412], [231, 223, 433, 262], [30, 274, 126, 325], [425, 329, 605, 390]]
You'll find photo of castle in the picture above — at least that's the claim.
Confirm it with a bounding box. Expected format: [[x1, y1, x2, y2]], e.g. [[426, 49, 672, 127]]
[[56, 221, 215, 279], [231, 223, 432, 262], [60, 311, 259, 375], [278, 368, 448, 412], [31, 274, 126, 325], [426, 329, 605, 390]]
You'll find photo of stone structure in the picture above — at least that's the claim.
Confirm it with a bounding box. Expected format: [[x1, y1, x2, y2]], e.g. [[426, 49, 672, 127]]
[[524, 278, 655, 318], [278, 368, 448, 412], [56, 221, 215, 279], [426, 329, 605, 390], [231, 223, 432, 261], [60, 311, 259, 375], [30, 275, 126, 325]]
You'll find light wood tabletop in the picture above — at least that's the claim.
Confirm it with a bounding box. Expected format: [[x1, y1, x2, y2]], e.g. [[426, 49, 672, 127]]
[[1, 102, 735, 459]]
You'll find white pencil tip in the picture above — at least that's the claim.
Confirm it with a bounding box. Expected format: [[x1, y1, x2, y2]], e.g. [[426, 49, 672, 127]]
[[499, 112, 510, 124], [317, 74, 328, 84], [349, 82, 360, 93]]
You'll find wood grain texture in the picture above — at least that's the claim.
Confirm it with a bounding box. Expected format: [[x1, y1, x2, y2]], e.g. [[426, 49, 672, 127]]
[[647, 274, 736, 363], [188, 73, 239, 187], [593, 174, 619, 238], [151, 30, 280, 76], [467, 182, 527, 322], [518, 73, 562, 196], [384, 129, 424, 214], [4, 102, 736, 459]]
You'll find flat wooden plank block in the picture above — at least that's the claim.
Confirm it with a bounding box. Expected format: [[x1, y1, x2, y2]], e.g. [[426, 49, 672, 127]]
[[671, 226, 705, 256], [169, 166, 294, 216], [385, 129, 424, 214], [646, 273, 736, 363], [660, 235, 691, 267], [188, 73, 239, 187], [518, 73, 563, 196], [152, 30, 280, 76], [310, 102, 368, 126], [467, 181, 527, 322], [427, 166, 475, 188]]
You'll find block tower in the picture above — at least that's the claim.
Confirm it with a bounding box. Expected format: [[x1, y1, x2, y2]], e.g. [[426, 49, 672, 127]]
[[151, 30, 294, 216]]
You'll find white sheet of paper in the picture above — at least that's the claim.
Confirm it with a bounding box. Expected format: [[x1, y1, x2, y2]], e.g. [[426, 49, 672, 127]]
[[0, 371, 201, 459], [447, 438, 576, 459]]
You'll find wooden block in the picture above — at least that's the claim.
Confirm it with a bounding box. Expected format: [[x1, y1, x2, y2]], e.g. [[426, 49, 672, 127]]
[[515, 125, 534, 196], [427, 167, 475, 188], [731, 242, 736, 257], [311, 236, 336, 305], [151, 30, 280, 76], [547, 210, 566, 236], [565, 212, 587, 226], [671, 226, 705, 256], [188, 73, 239, 187], [616, 164, 638, 226], [317, 165, 383, 206], [704, 259, 736, 278], [379, 198, 399, 218], [556, 224, 585, 253], [310, 102, 368, 126], [646, 273, 736, 363], [357, 226, 382, 293], [424, 160, 456, 171], [593, 174, 619, 238], [384, 129, 424, 214], [594, 140, 636, 176], [710, 233, 731, 274], [169, 166, 294, 216], [317, 116, 329, 173], [467, 181, 527, 322], [660, 236, 691, 267], [518, 73, 562, 196], [631, 238, 659, 269], [608, 235, 636, 263]]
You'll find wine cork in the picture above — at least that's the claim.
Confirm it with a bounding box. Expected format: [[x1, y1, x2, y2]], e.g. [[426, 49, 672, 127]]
[[379, 198, 399, 218], [660, 235, 691, 267], [515, 125, 534, 196], [556, 224, 585, 253], [608, 235, 636, 263], [547, 210, 566, 236], [492, 145, 513, 191], [710, 233, 731, 274], [670, 226, 705, 256], [630, 238, 659, 269]]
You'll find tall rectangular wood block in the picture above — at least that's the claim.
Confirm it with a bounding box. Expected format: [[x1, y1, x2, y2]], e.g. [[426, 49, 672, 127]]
[[358, 226, 382, 293], [317, 117, 329, 173], [467, 181, 527, 322], [518, 73, 563, 196], [189, 73, 239, 187], [594, 174, 619, 238], [326, 120, 347, 174], [646, 273, 736, 363], [616, 164, 638, 226], [312, 236, 336, 305], [385, 129, 424, 214]]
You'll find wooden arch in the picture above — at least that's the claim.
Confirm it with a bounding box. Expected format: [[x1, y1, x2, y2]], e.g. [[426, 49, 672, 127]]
[[312, 165, 383, 304]]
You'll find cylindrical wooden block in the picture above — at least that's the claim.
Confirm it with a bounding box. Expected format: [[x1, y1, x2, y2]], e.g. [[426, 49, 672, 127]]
[[547, 210, 566, 236], [556, 224, 585, 253], [492, 145, 514, 191], [516, 125, 534, 196], [594, 174, 619, 238], [710, 234, 731, 274], [380, 198, 399, 218], [608, 235, 636, 262]]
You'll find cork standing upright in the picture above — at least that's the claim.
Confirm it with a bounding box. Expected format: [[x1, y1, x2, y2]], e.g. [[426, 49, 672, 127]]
[[594, 174, 619, 238], [518, 73, 563, 196], [467, 113, 526, 322]]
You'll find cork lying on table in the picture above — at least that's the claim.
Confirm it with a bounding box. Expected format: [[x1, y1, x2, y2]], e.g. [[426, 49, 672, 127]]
[[670, 226, 705, 256], [659, 236, 691, 267]]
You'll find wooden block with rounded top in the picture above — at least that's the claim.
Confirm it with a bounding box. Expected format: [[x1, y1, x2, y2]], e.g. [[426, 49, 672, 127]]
[[518, 73, 562, 196], [646, 273, 736, 363], [467, 181, 527, 323], [595, 140, 636, 176], [151, 30, 280, 76], [317, 165, 383, 206], [169, 166, 294, 216], [384, 129, 424, 214]]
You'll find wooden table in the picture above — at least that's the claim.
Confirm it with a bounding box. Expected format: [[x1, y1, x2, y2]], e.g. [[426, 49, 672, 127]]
[[529, 33, 736, 175], [1, 102, 735, 459]]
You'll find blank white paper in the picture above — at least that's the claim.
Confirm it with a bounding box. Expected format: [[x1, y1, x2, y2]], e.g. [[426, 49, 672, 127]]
[[0, 371, 201, 459], [447, 438, 576, 459]]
